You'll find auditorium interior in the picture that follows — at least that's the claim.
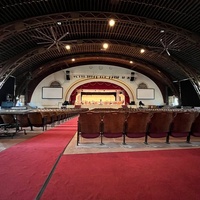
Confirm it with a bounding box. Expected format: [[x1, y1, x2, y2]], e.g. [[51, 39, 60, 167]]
[[1, 1, 200, 200], [1, 0, 200, 140]]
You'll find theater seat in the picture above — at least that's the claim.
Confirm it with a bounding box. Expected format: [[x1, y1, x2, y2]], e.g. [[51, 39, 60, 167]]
[[146, 112, 174, 144], [102, 112, 126, 144], [124, 112, 152, 145], [167, 112, 197, 143], [28, 111, 48, 131], [77, 112, 103, 145], [187, 113, 200, 143], [16, 113, 33, 134]]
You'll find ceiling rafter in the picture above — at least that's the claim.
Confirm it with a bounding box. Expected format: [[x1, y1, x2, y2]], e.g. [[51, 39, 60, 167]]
[[1, 1, 200, 101], [1, 12, 199, 44]]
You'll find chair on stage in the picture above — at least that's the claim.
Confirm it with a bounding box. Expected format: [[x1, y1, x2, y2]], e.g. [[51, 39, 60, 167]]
[[146, 112, 174, 144], [77, 112, 103, 145], [187, 113, 200, 143], [124, 112, 152, 145], [167, 112, 197, 143], [102, 112, 126, 144]]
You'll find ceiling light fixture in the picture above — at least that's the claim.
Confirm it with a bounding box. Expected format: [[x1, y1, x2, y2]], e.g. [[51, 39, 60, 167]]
[[109, 19, 115, 27], [65, 45, 71, 50], [140, 49, 145, 53], [103, 43, 109, 49]]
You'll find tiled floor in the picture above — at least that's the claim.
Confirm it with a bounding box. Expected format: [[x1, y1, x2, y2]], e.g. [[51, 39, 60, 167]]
[[1, 125, 200, 154], [63, 133, 200, 154]]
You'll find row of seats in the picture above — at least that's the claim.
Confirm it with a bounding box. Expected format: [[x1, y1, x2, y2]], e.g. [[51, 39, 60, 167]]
[[0, 108, 88, 137], [77, 110, 200, 145]]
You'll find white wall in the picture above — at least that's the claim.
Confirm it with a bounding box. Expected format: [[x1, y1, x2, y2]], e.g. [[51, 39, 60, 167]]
[[30, 64, 164, 108]]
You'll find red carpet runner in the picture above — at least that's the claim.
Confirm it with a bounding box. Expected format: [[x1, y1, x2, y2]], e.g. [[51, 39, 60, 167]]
[[0, 117, 78, 200], [41, 149, 200, 200]]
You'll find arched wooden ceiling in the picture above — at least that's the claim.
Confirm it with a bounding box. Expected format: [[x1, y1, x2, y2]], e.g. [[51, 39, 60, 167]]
[[0, 0, 200, 99]]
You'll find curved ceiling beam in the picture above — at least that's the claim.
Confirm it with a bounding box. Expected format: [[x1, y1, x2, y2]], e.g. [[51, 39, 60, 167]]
[[15, 52, 179, 98], [32, 56, 171, 84], [0, 47, 39, 89], [0, 41, 192, 79], [170, 55, 200, 100], [1, 40, 172, 78], [1, 12, 200, 45], [1, 39, 197, 100]]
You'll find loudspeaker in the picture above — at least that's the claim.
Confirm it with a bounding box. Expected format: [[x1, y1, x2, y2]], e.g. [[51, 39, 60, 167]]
[[66, 71, 70, 80], [130, 72, 135, 81]]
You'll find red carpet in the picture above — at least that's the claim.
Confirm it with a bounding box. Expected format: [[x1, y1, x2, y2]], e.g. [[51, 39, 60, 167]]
[[0, 117, 78, 200], [41, 149, 200, 200]]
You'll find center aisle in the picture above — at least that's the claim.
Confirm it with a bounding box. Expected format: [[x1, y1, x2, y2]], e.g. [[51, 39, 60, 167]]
[[0, 117, 78, 200]]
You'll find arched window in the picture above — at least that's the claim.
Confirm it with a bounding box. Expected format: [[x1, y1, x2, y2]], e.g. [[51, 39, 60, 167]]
[[50, 81, 61, 87], [138, 82, 148, 89]]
